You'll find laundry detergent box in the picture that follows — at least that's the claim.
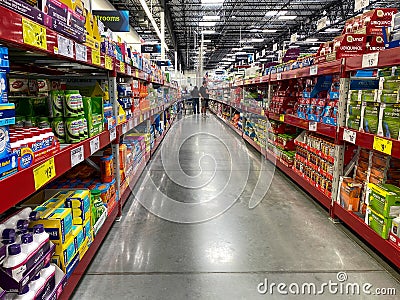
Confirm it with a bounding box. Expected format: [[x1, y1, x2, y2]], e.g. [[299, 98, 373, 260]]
[[367, 183, 400, 218], [30, 207, 73, 244]]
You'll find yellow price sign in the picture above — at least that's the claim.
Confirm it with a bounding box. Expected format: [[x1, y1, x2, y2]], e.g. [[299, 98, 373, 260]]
[[33, 157, 56, 190], [120, 62, 126, 74], [92, 49, 101, 65], [135, 70, 139, 78], [140, 114, 143, 123], [373, 136, 393, 155], [279, 114, 285, 122], [22, 18, 47, 50], [105, 56, 113, 70]]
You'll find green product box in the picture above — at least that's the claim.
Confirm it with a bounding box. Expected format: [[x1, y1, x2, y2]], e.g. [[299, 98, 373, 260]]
[[379, 77, 400, 91], [376, 89, 399, 103], [347, 99, 362, 130], [367, 183, 400, 218], [362, 101, 380, 134], [12, 97, 48, 117], [367, 207, 393, 239], [361, 90, 376, 102], [379, 103, 400, 139]]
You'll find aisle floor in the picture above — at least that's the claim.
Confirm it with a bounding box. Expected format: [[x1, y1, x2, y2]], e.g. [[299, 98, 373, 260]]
[[73, 114, 400, 299]]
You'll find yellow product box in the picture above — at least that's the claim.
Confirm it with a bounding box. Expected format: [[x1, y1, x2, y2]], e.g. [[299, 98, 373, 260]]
[[72, 224, 85, 250], [83, 218, 93, 244], [30, 207, 73, 244], [78, 237, 90, 260], [72, 209, 91, 225], [52, 251, 80, 276], [53, 233, 77, 267], [21, 189, 73, 208]]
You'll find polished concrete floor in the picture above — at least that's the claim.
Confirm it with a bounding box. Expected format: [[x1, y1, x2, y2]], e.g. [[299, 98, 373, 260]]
[[73, 114, 400, 299]]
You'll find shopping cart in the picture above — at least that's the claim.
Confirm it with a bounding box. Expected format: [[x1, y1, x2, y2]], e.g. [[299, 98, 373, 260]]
[[183, 98, 194, 115]]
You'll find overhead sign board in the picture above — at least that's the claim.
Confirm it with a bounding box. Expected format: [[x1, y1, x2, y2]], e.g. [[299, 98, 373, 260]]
[[92, 10, 129, 32], [141, 44, 161, 53]]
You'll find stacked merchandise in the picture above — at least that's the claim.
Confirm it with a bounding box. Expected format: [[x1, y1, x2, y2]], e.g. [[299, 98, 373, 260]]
[[0, 206, 66, 299], [117, 82, 133, 123], [46, 149, 117, 217], [347, 67, 400, 137], [120, 134, 148, 194], [385, 12, 400, 46], [315, 8, 397, 62], [231, 112, 241, 129], [267, 80, 298, 115], [231, 87, 243, 107], [293, 132, 335, 197], [0, 47, 18, 180], [267, 121, 298, 167], [242, 88, 265, 110], [296, 75, 339, 126], [244, 117, 268, 149]]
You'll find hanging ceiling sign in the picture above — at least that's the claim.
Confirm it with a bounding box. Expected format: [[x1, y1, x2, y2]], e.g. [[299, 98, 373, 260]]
[[141, 44, 161, 53], [92, 10, 129, 32], [290, 33, 298, 43], [354, 0, 370, 12], [273, 43, 278, 52], [235, 54, 249, 61], [156, 60, 171, 66], [317, 16, 328, 31]]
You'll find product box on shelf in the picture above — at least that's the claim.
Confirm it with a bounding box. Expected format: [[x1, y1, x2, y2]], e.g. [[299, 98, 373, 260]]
[[366, 183, 400, 218], [84, 11, 101, 50], [52, 249, 79, 278], [71, 224, 84, 250], [353, 8, 398, 36], [340, 177, 363, 211], [0, 73, 7, 104], [52, 232, 76, 268], [0, 0, 50, 25], [330, 34, 367, 60], [366, 207, 393, 239]]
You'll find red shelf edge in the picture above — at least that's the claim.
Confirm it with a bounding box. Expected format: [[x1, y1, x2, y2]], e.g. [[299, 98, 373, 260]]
[[333, 203, 400, 269]]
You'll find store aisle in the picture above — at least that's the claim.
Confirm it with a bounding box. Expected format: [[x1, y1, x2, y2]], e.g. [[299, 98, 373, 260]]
[[73, 114, 400, 299]]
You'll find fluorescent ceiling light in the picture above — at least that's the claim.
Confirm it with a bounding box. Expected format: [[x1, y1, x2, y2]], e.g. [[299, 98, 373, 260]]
[[202, 30, 217, 34], [262, 29, 277, 33], [265, 11, 278, 16], [278, 15, 297, 20], [203, 39, 212, 43], [277, 11, 288, 16], [310, 47, 320, 50], [232, 47, 242, 51], [250, 28, 261, 32], [265, 54, 275, 58], [243, 45, 254, 49], [252, 38, 264, 42], [201, 0, 223, 5], [324, 28, 341, 32], [231, 15, 236, 19], [235, 51, 247, 55], [306, 38, 318, 42], [199, 21, 217, 27], [203, 15, 220, 21]]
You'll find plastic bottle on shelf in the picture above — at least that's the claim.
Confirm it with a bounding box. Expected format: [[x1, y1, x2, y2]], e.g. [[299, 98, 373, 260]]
[[13, 285, 35, 300], [1, 228, 15, 245], [20, 233, 38, 259], [2, 244, 27, 271], [28, 274, 46, 297], [39, 262, 56, 283], [32, 225, 49, 247]]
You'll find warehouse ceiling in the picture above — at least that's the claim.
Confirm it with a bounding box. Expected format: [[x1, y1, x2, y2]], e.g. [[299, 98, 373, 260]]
[[110, 0, 398, 71]]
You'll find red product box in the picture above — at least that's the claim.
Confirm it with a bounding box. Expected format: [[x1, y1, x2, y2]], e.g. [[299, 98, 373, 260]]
[[357, 8, 398, 35], [366, 35, 385, 53], [333, 34, 367, 58]]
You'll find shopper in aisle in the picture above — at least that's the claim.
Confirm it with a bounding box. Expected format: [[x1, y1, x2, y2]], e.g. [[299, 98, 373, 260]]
[[199, 81, 209, 117], [191, 86, 200, 114]]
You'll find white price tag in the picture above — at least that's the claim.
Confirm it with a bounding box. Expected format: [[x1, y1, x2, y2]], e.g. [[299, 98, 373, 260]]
[[134, 118, 138, 127], [362, 52, 379, 69], [71, 145, 84, 167], [310, 65, 318, 76], [75, 43, 87, 62], [343, 128, 357, 144], [129, 119, 134, 130], [277, 73, 282, 81], [309, 121, 317, 132], [110, 127, 117, 141], [57, 35, 74, 58], [90, 136, 100, 155], [127, 65, 132, 76], [122, 123, 128, 134]]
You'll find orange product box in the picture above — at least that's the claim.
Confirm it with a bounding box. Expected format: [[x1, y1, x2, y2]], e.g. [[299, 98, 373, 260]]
[[340, 177, 362, 211]]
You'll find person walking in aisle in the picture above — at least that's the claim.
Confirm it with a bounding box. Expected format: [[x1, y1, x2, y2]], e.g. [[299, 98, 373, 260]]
[[199, 81, 209, 117], [191, 86, 200, 114]]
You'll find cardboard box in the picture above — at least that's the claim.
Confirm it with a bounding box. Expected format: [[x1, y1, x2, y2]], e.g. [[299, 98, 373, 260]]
[[72, 224, 85, 250], [340, 178, 362, 211], [367, 183, 400, 218], [53, 233, 76, 267], [366, 207, 393, 239], [52, 250, 79, 278]]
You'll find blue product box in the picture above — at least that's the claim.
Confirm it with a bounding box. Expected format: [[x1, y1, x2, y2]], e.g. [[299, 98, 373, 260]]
[[0, 104, 16, 126], [0, 126, 11, 159], [0, 72, 8, 103], [322, 100, 338, 126], [0, 152, 18, 179], [0, 47, 9, 73]]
